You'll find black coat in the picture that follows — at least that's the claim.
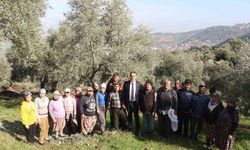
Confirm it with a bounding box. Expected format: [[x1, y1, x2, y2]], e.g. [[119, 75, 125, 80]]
[[122, 80, 142, 106], [215, 107, 239, 150], [156, 88, 178, 113], [205, 101, 224, 124]]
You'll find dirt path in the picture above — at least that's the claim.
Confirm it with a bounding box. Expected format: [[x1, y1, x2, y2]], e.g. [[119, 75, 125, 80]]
[[238, 124, 250, 131]]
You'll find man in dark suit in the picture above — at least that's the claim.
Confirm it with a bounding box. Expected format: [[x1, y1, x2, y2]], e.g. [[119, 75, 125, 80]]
[[122, 71, 142, 136]]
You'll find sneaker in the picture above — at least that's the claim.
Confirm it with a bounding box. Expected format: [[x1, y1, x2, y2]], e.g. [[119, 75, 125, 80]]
[[27, 142, 32, 145], [59, 134, 65, 137], [208, 144, 215, 150], [82, 131, 88, 136], [55, 135, 59, 139], [38, 141, 44, 145]]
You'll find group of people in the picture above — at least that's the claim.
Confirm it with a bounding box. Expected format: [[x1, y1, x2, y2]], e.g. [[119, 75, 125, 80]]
[[19, 71, 239, 150]]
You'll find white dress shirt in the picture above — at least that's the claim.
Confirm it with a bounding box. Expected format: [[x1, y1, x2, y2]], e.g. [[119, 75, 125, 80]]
[[129, 81, 136, 101]]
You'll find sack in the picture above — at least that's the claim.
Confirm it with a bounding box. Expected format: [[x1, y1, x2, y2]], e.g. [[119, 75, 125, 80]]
[[168, 108, 178, 132], [69, 115, 78, 134], [73, 118, 78, 126], [159, 110, 168, 115]]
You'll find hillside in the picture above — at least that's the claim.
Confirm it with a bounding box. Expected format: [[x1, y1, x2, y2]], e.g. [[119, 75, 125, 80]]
[[240, 32, 250, 42], [0, 97, 250, 150], [151, 23, 250, 50]]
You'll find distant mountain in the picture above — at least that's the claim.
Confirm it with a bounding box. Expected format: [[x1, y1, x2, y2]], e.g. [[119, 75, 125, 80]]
[[239, 32, 250, 42], [151, 23, 250, 50]]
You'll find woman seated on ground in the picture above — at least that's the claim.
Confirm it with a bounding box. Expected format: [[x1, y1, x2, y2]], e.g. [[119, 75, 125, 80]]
[[20, 91, 37, 144], [79, 86, 97, 136], [49, 91, 66, 139], [215, 99, 239, 150]]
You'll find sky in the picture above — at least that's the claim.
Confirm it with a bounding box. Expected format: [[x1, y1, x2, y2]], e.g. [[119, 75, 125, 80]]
[[41, 0, 250, 33]]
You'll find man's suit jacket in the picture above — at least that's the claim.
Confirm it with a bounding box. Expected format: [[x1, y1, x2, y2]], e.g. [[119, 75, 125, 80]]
[[122, 80, 142, 106]]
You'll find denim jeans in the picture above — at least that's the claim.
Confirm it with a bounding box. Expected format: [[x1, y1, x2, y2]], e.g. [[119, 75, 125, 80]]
[[143, 113, 154, 133]]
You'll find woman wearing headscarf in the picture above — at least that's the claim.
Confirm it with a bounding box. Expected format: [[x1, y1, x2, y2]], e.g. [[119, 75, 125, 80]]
[[79, 86, 97, 135], [139, 80, 156, 134], [20, 92, 37, 144], [156, 79, 178, 138], [34, 89, 50, 144], [215, 99, 239, 150], [63, 88, 77, 135], [49, 91, 66, 139], [96, 83, 108, 134], [205, 91, 224, 149]]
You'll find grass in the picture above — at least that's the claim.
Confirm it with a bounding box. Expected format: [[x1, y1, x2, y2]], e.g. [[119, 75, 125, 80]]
[[239, 116, 250, 126], [0, 96, 250, 150]]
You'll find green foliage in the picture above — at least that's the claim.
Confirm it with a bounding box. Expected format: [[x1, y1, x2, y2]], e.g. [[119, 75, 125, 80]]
[[0, 0, 46, 81], [154, 51, 204, 86], [203, 60, 233, 89], [155, 38, 250, 115], [214, 48, 237, 65], [214, 38, 246, 66], [222, 44, 250, 115], [205, 40, 250, 115], [41, 0, 153, 89], [1, 0, 250, 116], [188, 45, 215, 62]]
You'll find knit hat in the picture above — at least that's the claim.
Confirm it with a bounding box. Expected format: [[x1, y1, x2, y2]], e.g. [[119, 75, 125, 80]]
[[212, 91, 221, 97], [100, 83, 106, 89], [199, 82, 205, 87], [53, 90, 60, 95], [23, 91, 32, 98], [40, 89, 46, 94]]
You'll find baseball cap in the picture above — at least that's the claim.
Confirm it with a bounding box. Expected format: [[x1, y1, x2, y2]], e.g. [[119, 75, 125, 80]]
[[64, 88, 71, 93]]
